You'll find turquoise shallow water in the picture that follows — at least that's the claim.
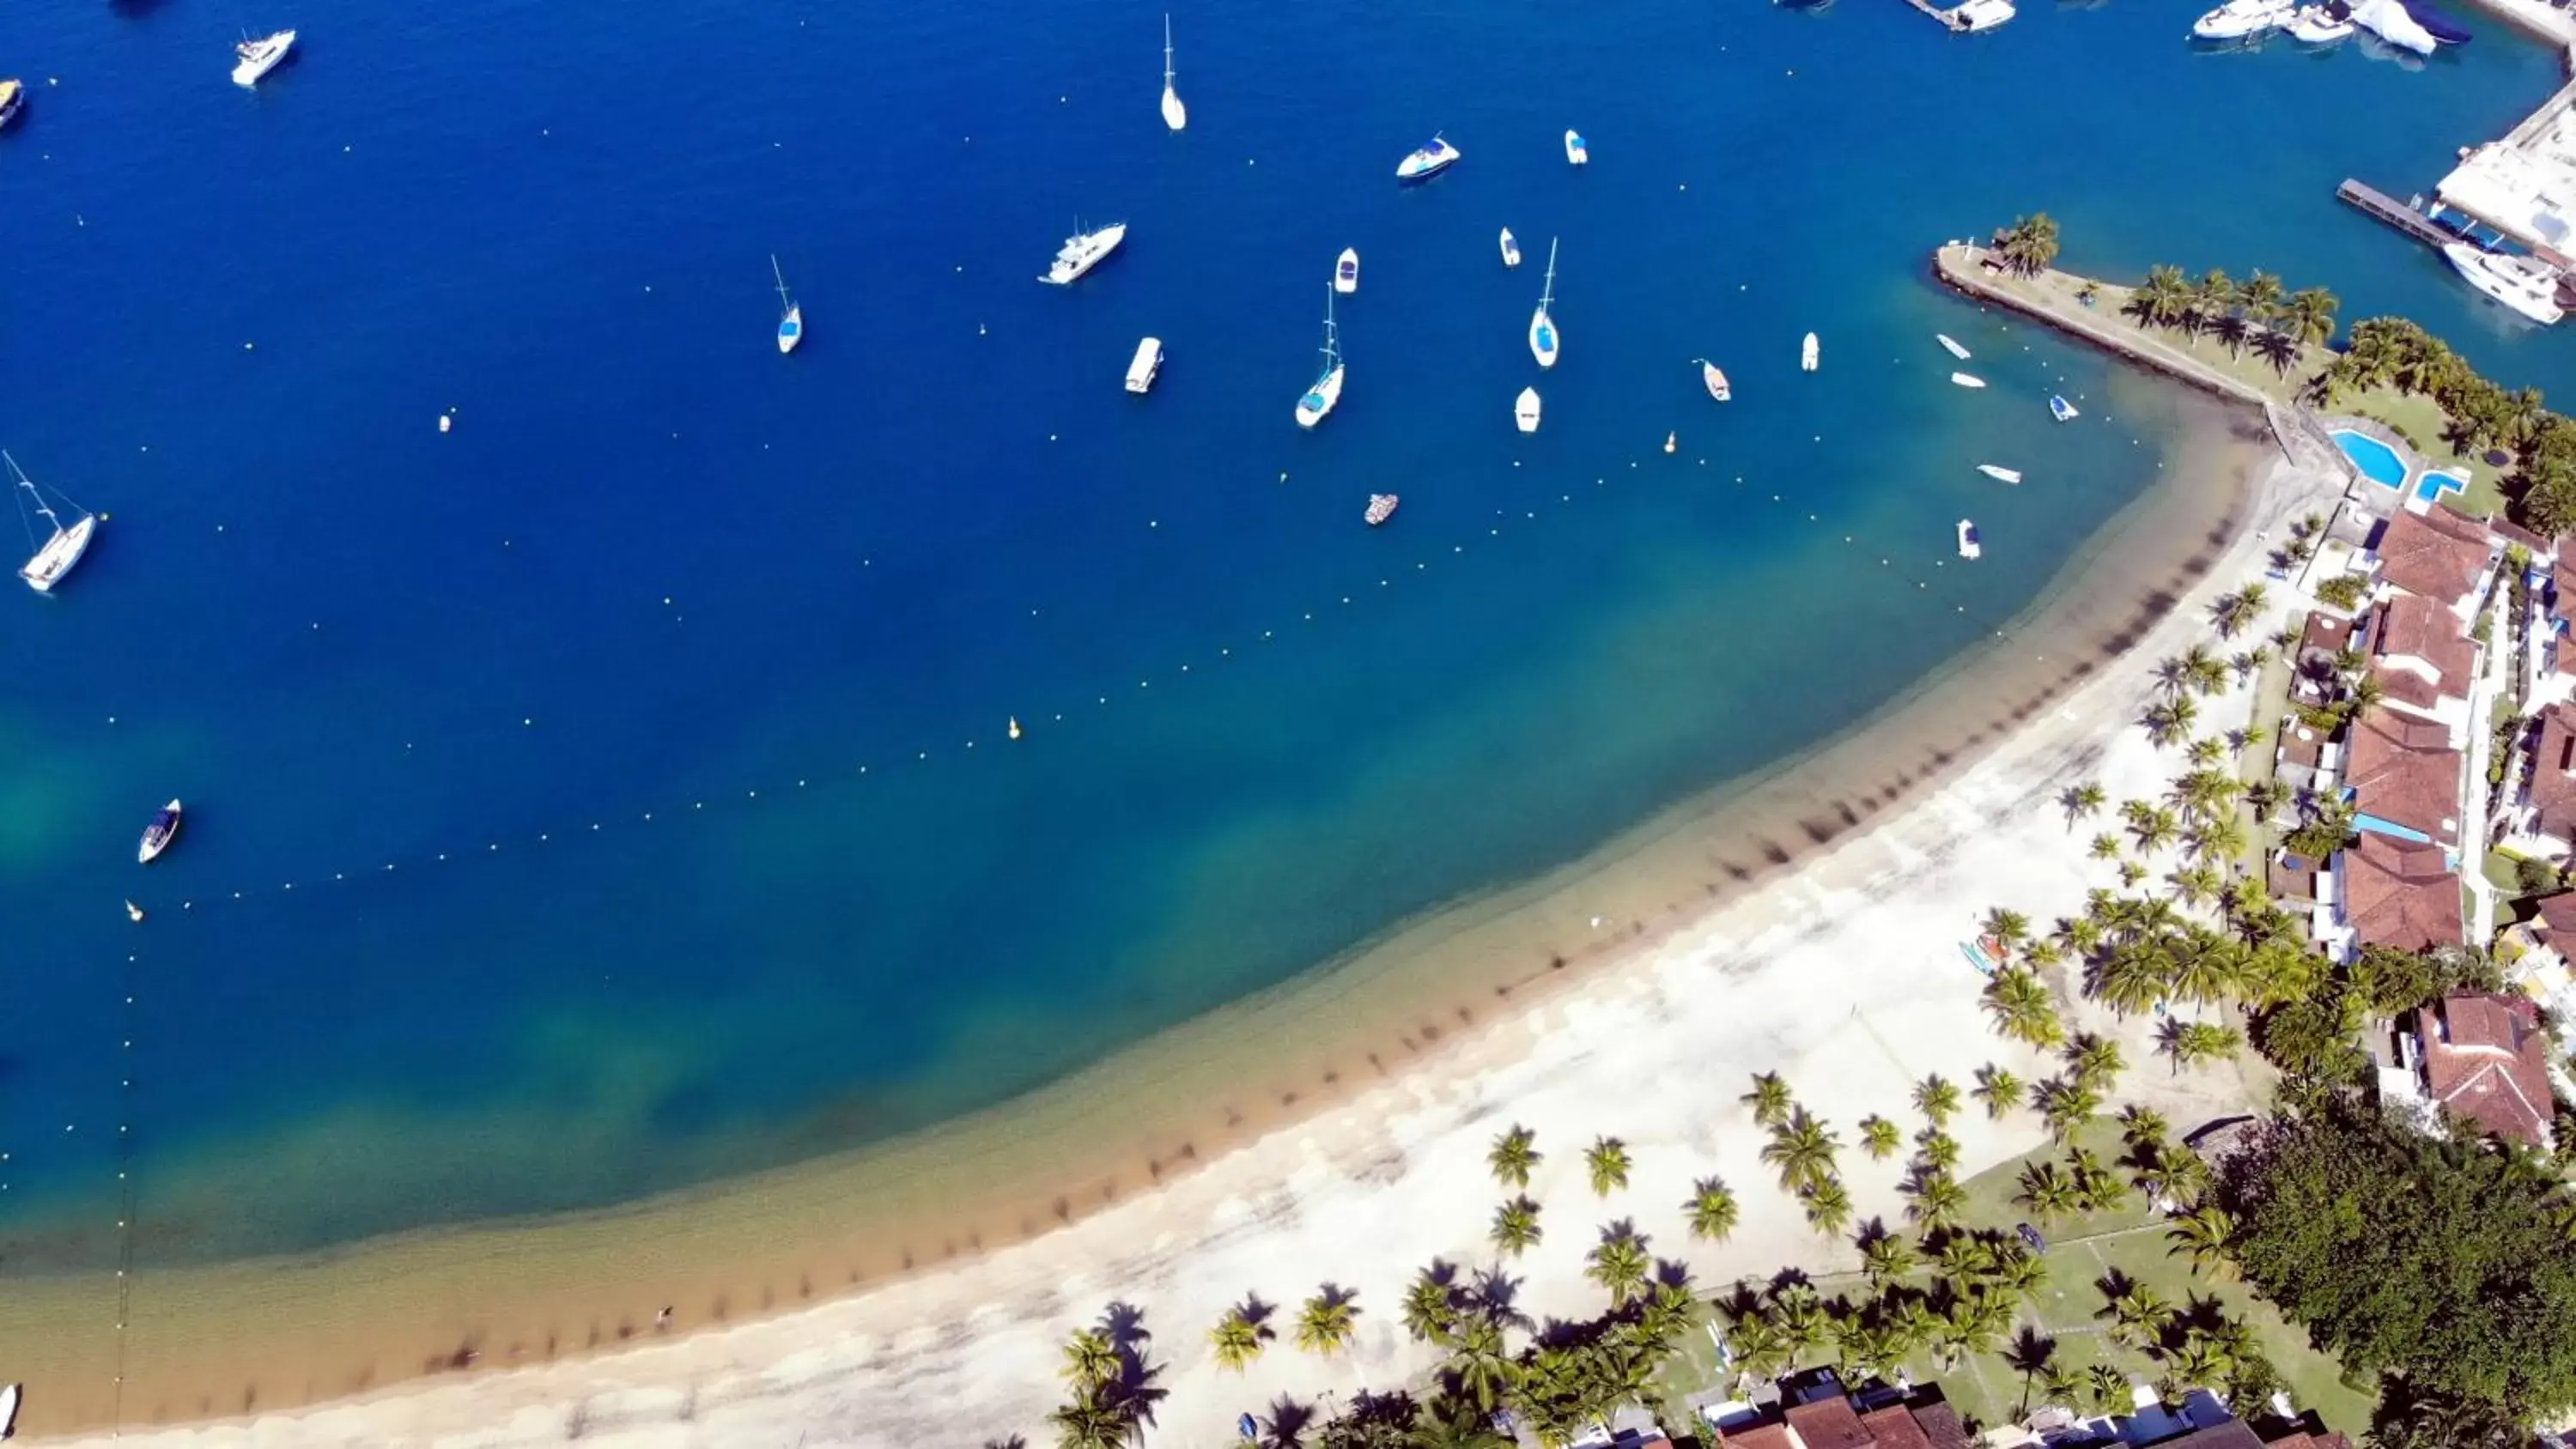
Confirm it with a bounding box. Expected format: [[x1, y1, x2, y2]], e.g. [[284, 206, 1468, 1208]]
[[0, 0, 2571, 1264]]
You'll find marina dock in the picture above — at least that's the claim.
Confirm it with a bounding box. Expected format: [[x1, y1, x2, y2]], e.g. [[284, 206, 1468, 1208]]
[[2435, 59, 2576, 259], [2336, 179, 2494, 252]]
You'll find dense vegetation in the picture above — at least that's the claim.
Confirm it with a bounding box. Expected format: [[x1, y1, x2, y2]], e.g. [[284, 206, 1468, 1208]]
[[2121, 264, 2341, 372], [2315, 316, 2574, 533]]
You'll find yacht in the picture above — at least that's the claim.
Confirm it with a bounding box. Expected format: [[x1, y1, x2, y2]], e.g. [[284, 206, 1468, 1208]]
[[1364, 494, 1399, 526], [9, 452, 95, 593], [1499, 228, 1522, 268], [1396, 134, 1461, 181], [1515, 386, 1541, 433], [1957, 520, 1982, 560], [1528, 238, 1559, 368], [771, 256, 802, 355], [1159, 15, 1187, 132], [232, 29, 295, 88], [1295, 287, 1345, 429], [1697, 358, 1732, 402], [1801, 332, 1819, 372], [1335, 247, 1359, 295], [1936, 333, 1971, 360], [2050, 395, 2080, 421], [2445, 242, 2564, 324], [1127, 336, 1163, 394], [138, 800, 183, 864], [2191, 0, 2293, 37], [1978, 464, 2024, 484], [1950, 372, 1986, 388], [2286, 1, 2356, 38], [1039, 221, 1127, 285], [0, 79, 24, 130], [1564, 130, 1589, 165], [2350, 0, 2435, 51]]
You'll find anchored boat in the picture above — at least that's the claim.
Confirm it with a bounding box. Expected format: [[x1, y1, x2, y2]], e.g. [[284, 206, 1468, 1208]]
[[1957, 520, 1983, 560], [1160, 15, 1188, 131], [2050, 395, 2080, 421], [1335, 247, 1359, 295], [1396, 133, 1461, 181], [232, 28, 295, 87], [1564, 130, 1589, 165], [1295, 287, 1346, 429], [0, 78, 23, 130], [1515, 387, 1541, 433], [1127, 337, 1163, 394], [1364, 494, 1399, 526], [1949, 372, 1986, 389], [1040, 221, 1128, 285], [2444, 242, 2563, 325], [1696, 358, 1731, 402], [1937, 333, 1971, 360], [1499, 228, 1521, 268], [138, 799, 183, 864], [1978, 464, 2023, 484], [771, 255, 803, 354], [1801, 332, 1819, 372], [1529, 238, 1560, 369], [10, 451, 95, 593]]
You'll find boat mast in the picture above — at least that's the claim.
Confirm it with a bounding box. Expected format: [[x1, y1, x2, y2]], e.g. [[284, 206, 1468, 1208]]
[[1321, 285, 1339, 367], [4, 452, 62, 536], [771, 254, 793, 307], [1163, 15, 1175, 86], [1539, 239, 1558, 312]]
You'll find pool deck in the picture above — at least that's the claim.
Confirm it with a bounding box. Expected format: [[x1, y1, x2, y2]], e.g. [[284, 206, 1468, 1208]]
[[2328, 417, 2466, 513]]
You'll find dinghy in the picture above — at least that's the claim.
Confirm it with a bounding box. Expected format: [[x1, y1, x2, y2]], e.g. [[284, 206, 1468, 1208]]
[[2049, 395, 2079, 421], [1937, 333, 1971, 360], [1335, 247, 1360, 295], [1515, 387, 1541, 433], [1801, 332, 1819, 372], [1957, 520, 1982, 560], [1950, 372, 1986, 388], [1564, 130, 1589, 165], [1697, 358, 1731, 402], [1978, 464, 2023, 484]]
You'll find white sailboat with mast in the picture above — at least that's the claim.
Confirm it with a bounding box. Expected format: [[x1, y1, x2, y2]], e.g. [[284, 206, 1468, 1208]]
[[1295, 285, 1345, 429], [1528, 238, 1559, 368], [771, 255, 803, 354], [1160, 15, 1187, 131], [9, 451, 94, 594]]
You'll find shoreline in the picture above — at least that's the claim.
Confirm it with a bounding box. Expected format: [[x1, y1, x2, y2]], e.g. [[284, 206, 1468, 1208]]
[[6, 387, 2312, 1443]]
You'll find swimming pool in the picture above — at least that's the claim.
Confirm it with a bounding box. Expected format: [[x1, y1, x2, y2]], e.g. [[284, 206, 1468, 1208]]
[[2416, 469, 2468, 504], [2334, 429, 2409, 487]]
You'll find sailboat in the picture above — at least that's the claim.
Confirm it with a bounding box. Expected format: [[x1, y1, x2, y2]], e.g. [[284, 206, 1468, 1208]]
[[1529, 238, 1560, 369], [771, 255, 803, 355], [1160, 15, 1188, 131], [1295, 286, 1345, 429], [9, 451, 95, 593], [1696, 359, 1732, 402]]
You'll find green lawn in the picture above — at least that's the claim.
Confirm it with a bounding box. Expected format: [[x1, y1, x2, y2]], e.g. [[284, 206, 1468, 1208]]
[[1654, 1120, 2370, 1438]]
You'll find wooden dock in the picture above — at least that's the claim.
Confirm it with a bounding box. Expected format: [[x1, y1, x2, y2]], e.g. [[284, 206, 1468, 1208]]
[[2336, 179, 2488, 252]]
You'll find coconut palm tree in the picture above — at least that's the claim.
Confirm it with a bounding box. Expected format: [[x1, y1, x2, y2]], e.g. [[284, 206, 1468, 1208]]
[[2063, 1033, 2125, 1092], [1296, 1286, 1360, 1356], [2124, 803, 2180, 854], [2284, 287, 2339, 348], [1742, 1070, 1795, 1128], [2237, 270, 2286, 329], [1980, 906, 2032, 958], [1801, 1177, 1855, 1237], [1490, 1196, 1543, 1258], [1400, 1265, 1461, 1344], [1982, 967, 2066, 1049], [1486, 1125, 1540, 1189], [2187, 815, 2249, 869], [1913, 1074, 1962, 1128], [1584, 1137, 1631, 1197], [1861, 1229, 1920, 1288], [2166, 1203, 2236, 1276], [2014, 1161, 2081, 1222], [1994, 213, 2062, 276], [2128, 265, 2192, 330], [2087, 1362, 2135, 1415], [1060, 1326, 1119, 1396], [2088, 832, 2123, 862], [1584, 1230, 1652, 1307], [1902, 1167, 1966, 1232], [1859, 1115, 1902, 1161], [2032, 1076, 2102, 1143], [2190, 269, 2236, 338], [1209, 1305, 1273, 1372], [1973, 1064, 2024, 1119], [1762, 1109, 1842, 1192], [1048, 1397, 1127, 1449], [1686, 1176, 1739, 1244], [2059, 782, 2108, 828], [1439, 1315, 1516, 1412], [1916, 1127, 1964, 1175]]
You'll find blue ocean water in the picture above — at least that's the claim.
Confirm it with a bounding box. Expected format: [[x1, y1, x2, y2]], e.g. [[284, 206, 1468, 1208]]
[[0, 0, 2569, 1263]]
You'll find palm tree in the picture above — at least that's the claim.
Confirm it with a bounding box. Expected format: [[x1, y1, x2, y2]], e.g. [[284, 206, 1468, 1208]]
[[1584, 1231, 1652, 1307], [2237, 270, 2286, 329], [1400, 1264, 1460, 1344], [2284, 286, 2339, 348], [1859, 1115, 1902, 1161], [2190, 269, 2236, 338], [2187, 815, 2249, 869], [1048, 1397, 1127, 1449], [1439, 1315, 1516, 1412], [2166, 1203, 2236, 1276], [1209, 1305, 1272, 1372], [1980, 907, 2032, 959], [2096, 1276, 2172, 1350], [2059, 782, 2107, 828], [1994, 213, 2062, 276], [1295, 1286, 1360, 1356], [1762, 1108, 1842, 1191], [1902, 1167, 1966, 1231], [2064, 1033, 2126, 1092], [1982, 967, 2065, 1049], [1742, 1070, 1795, 1128], [1404, 1397, 1513, 1449], [2088, 832, 2123, 861], [1916, 1127, 1964, 1174], [1490, 1196, 1543, 1258], [2086, 1362, 2134, 1415], [1973, 1064, 2023, 1119], [2032, 1075, 2101, 1143], [1861, 1230, 1919, 1288], [1913, 1074, 1962, 1128], [2128, 264, 2191, 330], [1801, 1176, 1855, 1237], [1486, 1125, 1540, 1189], [1060, 1327, 1119, 1392], [2124, 803, 2180, 854], [2014, 1161, 2080, 1222], [1685, 1176, 1739, 1243], [1584, 1136, 1631, 1197]]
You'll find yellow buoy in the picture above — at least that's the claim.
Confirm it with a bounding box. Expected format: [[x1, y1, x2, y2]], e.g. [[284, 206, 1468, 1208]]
[[1008, 716, 1023, 740]]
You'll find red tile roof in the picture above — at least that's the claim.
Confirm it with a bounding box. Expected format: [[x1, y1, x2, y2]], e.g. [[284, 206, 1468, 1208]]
[[1856, 1408, 1935, 1449], [1908, 1404, 1972, 1449], [2345, 712, 2464, 847], [2343, 833, 2464, 954], [2376, 506, 2494, 605], [1783, 1398, 1874, 1449], [2152, 1426, 2267, 1449], [2536, 888, 2576, 943], [2532, 704, 2576, 844], [2298, 609, 2353, 661], [1716, 1425, 1794, 1449], [2367, 594, 2475, 710], [2416, 992, 2555, 1147]]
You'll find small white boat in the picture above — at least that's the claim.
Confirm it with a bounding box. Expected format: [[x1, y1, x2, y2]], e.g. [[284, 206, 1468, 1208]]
[[1364, 494, 1399, 526], [1159, 15, 1188, 132], [1696, 358, 1731, 402], [1949, 0, 2017, 30], [2286, 1, 2356, 39], [10, 451, 96, 594], [1296, 287, 1346, 429], [1515, 386, 1541, 433], [0, 79, 25, 131], [771, 255, 803, 355], [1335, 247, 1359, 295], [1957, 520, 1982, 559], [1949, 372, 1986, 389], [2049, 395, 2079, 421], [1499, 228, 1522, 268], [1127, 336, 1163, 394], [1396, 134, 1461, 181], [0, 1381, 19, 1440], [138, 799, 183, 864], [1039, 221, 1128, 285], [1937, 334, 1971, 360], [232, 28, 295, 87], [2351, 0, 2437, 49], [1663, 431, 1677, 454], [1529, 238, 1560, 369], [1564, 130, 1589, 166], [2191, 0, 2293, 37], [2445, 242, 2564, 325], [1978, 464, 2023, 484], [1801, 332, 1819, 372]]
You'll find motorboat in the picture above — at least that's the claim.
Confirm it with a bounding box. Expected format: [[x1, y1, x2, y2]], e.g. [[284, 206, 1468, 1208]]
[[2191, 0, 2293, 38], [9, 452, 95, 593], [771, 255, 802, 355], [1698, 358, 1731, 402], [1335, 247, 1359, 295], [1529, 238, 1560, 368], [1296, 287, 1346, 428], [1664, 431, 1677, 453], [1515, 386, 1541, 433], [2286, 1, 2356, 39], [1499, 228, 1522, 268], [232, 29, 295, 87], [1564, 130, 1589, 165], [1937, 333, 1971, 360], [2050, 395, 2080, 421], [138, 799, 183, 864], [1950, 372, 1986, 388], [1396, 134, 1461, 181], [1364, 494, 1399, 526], [1160, 15, 1188, 132], [2351, 0, 2435, 52], [1801, 332, 1819, 372], [1127, 337, 1163, 394], [1948, 0, 2017, 30], [1978, 464, 2024, 483], [1957, 520, 1983, 560], [2444, 241, 2564, 324], [0, 79, 23, 130], [1040, 221, 1127, 285]]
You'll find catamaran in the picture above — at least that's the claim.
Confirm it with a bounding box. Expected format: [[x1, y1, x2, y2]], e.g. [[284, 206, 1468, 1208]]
[[1159, 15, 1188, 131], [10, 451, 95, 594], [1335, 247, 1360, 295], [771, 256, 803, 354], [1515, 386, 1542, 433], [1529, 238, 1560, 369], [1396, 134, 1461, 181], [1499, 228, 1521, 268], [1936, 333, 1971, 360], [1697, 358, 1732, 402], [1039, 221, 1127, 285], [138, 800, 183, 864], [1564, 130, 1589, 165], [232, 28, 295, 88], [1295, 286, 1345, 429]]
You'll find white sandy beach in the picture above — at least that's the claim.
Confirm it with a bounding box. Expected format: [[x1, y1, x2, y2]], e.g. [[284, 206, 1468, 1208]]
[[31, 443, 2339, 1448]]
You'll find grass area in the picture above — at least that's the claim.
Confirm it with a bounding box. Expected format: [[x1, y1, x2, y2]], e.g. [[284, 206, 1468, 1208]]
[[1653, 1120, 2371, 1439]]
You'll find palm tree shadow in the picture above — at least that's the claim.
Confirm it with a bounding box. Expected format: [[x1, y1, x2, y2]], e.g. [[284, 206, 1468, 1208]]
[[1260, 1395, 1316, 1449], [1236, 1294, 1276, 1328]]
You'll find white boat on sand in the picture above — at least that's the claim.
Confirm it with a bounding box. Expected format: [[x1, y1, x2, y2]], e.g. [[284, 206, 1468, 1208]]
[[2445, 241, 2564, 325], [1335, 247, 1359, 294], [1160, 15, 1188, 131], [1801, 332, 1819, 372], [10, 451, 95, 593], [1499, 228, 1521, 268], [1515, 386, 1541, 433], [1949, 372, 1985, 389], [1296, 287, 1346, 429], [1937, 333, 1971, 360], [1696, 358, 1731, 402], [1040, 221, 1127, 285], [1529, 238, 1560, 369], [1978, 464, 2023, 484], [233, 28, 295, 87]]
